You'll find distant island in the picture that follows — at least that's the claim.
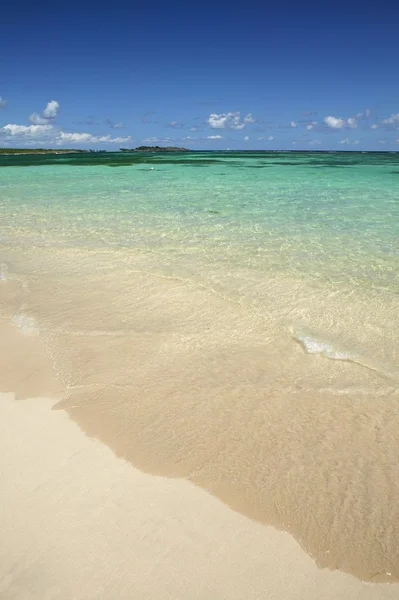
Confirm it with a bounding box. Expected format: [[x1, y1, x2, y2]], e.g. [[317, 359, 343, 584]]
[[0, 148, 87, 155], [0, 146, 190, 155], [120, 146, 189, 152]]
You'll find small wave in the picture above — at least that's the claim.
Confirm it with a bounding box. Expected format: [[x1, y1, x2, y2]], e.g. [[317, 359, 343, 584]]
[[12, 313, 39, 336], [294, 327, 399, 382], [295, 332, 352, 361]]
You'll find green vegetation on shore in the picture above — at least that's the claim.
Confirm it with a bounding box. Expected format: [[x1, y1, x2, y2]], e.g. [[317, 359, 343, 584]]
[[0, 148, 87, 154], [0, 146, 189, 155]]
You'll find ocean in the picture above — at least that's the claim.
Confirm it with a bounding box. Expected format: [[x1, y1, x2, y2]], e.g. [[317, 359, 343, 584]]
[[1, 150, 398, 581]]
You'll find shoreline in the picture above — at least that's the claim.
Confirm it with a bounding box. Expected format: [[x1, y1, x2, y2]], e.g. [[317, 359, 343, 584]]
[[1, 244, 398, 584], [0, 150, 86, 155], [1, 390, 398, 600]]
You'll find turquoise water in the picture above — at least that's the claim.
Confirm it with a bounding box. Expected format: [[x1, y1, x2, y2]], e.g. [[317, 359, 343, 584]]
[[1, 151, 399, 580], [1, 151, 398, 288], [1, 150, 398, 376], [1, 151, 398, 374]]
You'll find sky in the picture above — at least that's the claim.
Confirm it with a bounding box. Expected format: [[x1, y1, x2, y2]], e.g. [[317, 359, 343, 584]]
[[1, 0, 399, 151]]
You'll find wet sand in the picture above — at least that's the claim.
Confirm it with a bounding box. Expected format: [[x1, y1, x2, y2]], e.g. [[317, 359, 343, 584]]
[[1, 390, 398, 600], [1, 248, 399, 585]]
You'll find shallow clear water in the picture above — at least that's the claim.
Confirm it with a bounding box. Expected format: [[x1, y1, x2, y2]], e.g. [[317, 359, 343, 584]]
[[1, 152, 398, 297], [1, 151, 399, 581]]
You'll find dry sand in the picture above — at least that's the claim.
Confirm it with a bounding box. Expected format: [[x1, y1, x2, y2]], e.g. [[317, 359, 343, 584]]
[[0, 391, 397, 600]]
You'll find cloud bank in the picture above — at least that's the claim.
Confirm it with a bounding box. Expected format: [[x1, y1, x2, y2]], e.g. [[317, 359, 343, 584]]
[[0, 123, 131, 146]]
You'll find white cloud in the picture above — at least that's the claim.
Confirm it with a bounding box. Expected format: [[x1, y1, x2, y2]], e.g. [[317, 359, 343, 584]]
[[1, 100, 131, 147], [189, 126, 198, 132], [370, 113, 399, 131], [257, 135, 274, 141], [0, 123, 130, 146], [244, 136, 249, 142], [306, 120, 318, 130], [43, 100, 60, 119], [290, 121, 297, 128], [30, 100, 60, 125], [338, 138, 360, 145], [309, 139, 321, 146], [381, 113, 399, 126], [29, 113, 52, 125], [207, 111, 250, 130], [243, 113, 256, 124], [0, 96, 7, 108], [324, 116, 345, 129], [0, 123, 54, 137], [56, 132, 95, 143], [206, 135, 223, 139], [56, 132, 131, 144], [324, 115, 357, 129], [292, 141, 298, 145]]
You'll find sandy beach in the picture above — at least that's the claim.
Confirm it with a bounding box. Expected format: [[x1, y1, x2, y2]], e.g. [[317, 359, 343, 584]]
[[1, 149, 398, 598], [1, 390, 397, 600]]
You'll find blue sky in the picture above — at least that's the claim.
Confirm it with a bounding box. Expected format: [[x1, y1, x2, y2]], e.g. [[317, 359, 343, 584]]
[[1, 0, 399, 150]]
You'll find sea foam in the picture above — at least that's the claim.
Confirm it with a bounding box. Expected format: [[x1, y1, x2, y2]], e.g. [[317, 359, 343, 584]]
[[294, 327, 399, 382], [12, 313, 40, 336]]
